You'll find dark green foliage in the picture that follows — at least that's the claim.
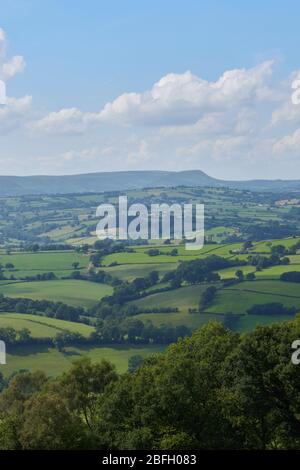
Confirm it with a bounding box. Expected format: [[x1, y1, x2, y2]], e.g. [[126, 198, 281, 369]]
[[1, 318, 299, 449], [199, 286, 217, 310], [281, 271, 300, 283], [247, 303, 296, 316]]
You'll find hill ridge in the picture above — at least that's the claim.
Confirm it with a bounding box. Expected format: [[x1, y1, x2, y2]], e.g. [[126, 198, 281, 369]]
[[0, 169, 300, 196]]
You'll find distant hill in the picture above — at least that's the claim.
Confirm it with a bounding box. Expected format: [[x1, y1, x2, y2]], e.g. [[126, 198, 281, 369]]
[[0, 170, 300, 196]]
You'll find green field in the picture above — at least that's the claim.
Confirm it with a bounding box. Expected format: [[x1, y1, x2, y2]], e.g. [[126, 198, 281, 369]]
[[3, 344, 164, 377], [1, 183, 300, 380], [104, 262, 176, 281], [134, 311, 221, 328], [0, 251, 89, 279], [130, 284, 210, 312], [234, 314, 295, 332], [0, 279, 113, 308], [0, 312, 94, 337], [218, 263, 300, 280], [206, 280, 300, 314]]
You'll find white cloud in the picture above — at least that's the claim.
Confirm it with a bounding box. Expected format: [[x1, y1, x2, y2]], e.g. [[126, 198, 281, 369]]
[[0, 95, 32, 133], [7, 54, 300, 177], [273, 128, 300, 155], [2, 55, 26, 80], [0, 28, 30, 134], [0, 28, 6, 57], [99, 61, 275, 126], [30, 60, 276, 133], [29, 108, 84, 134], [0, 28, 26, 80], [28, 107, 103, 134]]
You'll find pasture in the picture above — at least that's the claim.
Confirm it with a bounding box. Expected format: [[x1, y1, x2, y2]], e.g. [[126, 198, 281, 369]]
[[0, 279, 113, 308], [130, 284, 210, 312], [0, 312, 94, 338], [0, 251, 89, 279], [205, 280, 300, 314], [3, 344, 164, 377]]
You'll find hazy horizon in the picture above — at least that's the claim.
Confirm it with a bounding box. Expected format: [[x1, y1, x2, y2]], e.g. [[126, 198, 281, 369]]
[[0, 168, 299, 183]]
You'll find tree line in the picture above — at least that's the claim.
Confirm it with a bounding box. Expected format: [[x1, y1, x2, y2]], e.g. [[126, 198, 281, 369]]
[[0, 317, 299, 449]]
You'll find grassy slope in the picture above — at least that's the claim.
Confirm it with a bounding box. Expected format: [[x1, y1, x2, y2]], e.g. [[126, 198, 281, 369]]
[[0, 280, 113, 308], [130, 284, 210, 312], [3, 344, 164, 377], [206, 280, 300, 314], [0, 312, 94, 338], [0, 251, 89, 279]]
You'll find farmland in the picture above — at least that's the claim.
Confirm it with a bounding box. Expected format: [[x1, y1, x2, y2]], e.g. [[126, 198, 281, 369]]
[[4, 344, 163, 377], [0, 279, 113, 308], [0, 312, 94, 338], [1, 185, 300, 377]]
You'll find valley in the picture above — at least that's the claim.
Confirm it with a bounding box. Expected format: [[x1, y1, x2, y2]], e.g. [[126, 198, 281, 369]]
[[1, 184, 300, 376]]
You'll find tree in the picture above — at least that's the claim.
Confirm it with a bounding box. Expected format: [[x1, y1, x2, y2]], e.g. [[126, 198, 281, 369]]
[[20, 389, 84, 449], [199, 286, 217, 311], [246, 272, 256, 281], [5, 263, 14, 270], [222, 316, 300, 449], [98, 322, 240, 449], [30, 244, 40, 253], [60, 358, 118, 432], [128, 355, 144, 373], [0, 371, 47, 449], [243, 241, 253, 251], [18, 328, 31, 343], [235, 270, 244, 281], [148, 270, 159, 285]]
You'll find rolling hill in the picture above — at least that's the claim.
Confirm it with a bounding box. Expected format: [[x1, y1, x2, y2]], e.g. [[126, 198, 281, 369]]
[[1, 170, 300, 196]]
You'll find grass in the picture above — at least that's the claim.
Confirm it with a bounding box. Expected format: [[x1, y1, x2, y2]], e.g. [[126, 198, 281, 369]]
[[231, 280, 300, 297], [217, 265, 257, 279], [217, 264, 300, 280], [101, 243, 238, 266], [102, 252, 181, 266], [255, 264, 300, 279], [252, 237, 300, 253], [134, 311, 221, 328], [0, 312, 94, 337], [0, 251, 89, 279], [104, 262, 176, 281], [130, 284, 211, 312], [3, 344, 164, 377], [234, 314, 295, 332], [0, 279, 113, 308], [205, 280, 300, 314], [2, 234, 300, 377]]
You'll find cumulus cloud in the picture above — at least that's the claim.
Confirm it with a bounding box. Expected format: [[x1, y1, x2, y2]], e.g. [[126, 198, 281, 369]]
[[0, 28, 26, 81], [2, 55, 26, 80], [0, 95, 32, 132], [99, 61, 275, 125], [12, 56, 300, 176], [0, 28, 6, 57], [273, 128, 300, 155], [28, 107, 102, 134], [0, 28, 30, 134], [30, 60, 276, 133]]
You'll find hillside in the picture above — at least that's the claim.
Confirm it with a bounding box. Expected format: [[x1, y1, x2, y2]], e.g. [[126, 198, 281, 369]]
[[1, 170, 300, 196]]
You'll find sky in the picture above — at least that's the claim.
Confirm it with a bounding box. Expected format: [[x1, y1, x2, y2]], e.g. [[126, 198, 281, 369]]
[[1, 0, 300, 179]]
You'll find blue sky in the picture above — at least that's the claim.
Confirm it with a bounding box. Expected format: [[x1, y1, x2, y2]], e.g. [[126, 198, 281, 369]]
[[1, 0, 300, 178]]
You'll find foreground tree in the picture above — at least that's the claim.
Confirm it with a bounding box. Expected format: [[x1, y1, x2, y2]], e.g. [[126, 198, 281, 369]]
[[0, 318, 299, 449]]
